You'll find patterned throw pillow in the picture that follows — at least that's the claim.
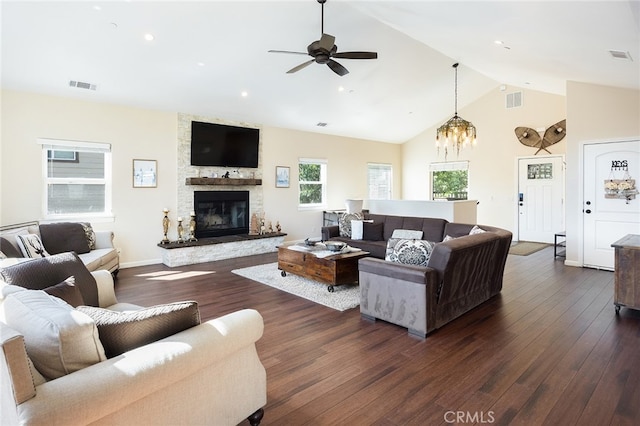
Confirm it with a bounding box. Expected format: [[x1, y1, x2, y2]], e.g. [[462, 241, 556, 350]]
[[81, 223, 97, 250], [385, 238, 434, 267], [15, 234, 50, 258], [338, 212, 363, 237], [469, 225, 487, 235]]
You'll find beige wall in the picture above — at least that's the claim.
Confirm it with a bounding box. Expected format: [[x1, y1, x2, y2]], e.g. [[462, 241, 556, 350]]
[[402, 86, 567, 234], [1, 90, 402, 267], [565, 81, 640, 265], [261, 126, 402, 242], [1, 90, 178, 267]]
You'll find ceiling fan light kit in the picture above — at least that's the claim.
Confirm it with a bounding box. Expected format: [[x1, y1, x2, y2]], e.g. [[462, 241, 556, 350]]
[[436, 63, 477, 160], [268, 0, 377, 76]]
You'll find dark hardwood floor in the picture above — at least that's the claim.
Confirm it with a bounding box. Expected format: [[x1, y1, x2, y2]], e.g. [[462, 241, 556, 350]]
[[114, 247, 640, 425]]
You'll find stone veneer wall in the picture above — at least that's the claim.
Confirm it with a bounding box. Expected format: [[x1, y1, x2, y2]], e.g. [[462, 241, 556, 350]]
[[177, 113, 263, 222]]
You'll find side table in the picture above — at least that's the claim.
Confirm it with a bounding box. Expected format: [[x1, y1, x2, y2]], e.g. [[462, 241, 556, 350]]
[[554, 231, 566, 258]]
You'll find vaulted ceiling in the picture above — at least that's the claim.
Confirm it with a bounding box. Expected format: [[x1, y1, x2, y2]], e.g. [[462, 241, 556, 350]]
[[2, 1, 638, 143]]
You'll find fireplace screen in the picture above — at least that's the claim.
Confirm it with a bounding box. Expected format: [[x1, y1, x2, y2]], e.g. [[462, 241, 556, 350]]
[[194, 191, 249, 238]]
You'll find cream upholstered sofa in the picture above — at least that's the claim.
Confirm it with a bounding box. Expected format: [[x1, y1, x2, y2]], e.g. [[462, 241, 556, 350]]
[[0, 222, 119, 275], [0, 253, 266, 425]]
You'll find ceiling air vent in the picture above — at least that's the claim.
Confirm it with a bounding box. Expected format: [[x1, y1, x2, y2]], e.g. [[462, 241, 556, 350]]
[[608, 50, 633, 61], [69, 80, 97, 91], [316, 122, 328, 127], [506, 91, 523, 109]]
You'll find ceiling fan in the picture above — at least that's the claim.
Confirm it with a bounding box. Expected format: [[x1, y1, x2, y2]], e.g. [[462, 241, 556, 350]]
[[268, 0, 378, 76]]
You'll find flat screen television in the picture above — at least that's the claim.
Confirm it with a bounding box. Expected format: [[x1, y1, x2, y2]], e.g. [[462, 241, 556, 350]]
[[190, 121, 259, 168]]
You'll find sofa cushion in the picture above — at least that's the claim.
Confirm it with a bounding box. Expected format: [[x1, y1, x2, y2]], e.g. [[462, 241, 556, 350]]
[[39, 222, 91, 255], [338, 212, 363, 237], [78, 248, 118, 272], [2, 289, 106, 380], [385, 238, 434, 267], [15, 234, 50, 258], [77, 301, 201, 358], [363, 222, 384, 241], [0, 252, 99, 307], [43, 276, 84, 308]]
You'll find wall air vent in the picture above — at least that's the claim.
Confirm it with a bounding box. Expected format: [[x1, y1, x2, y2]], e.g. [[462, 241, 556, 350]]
[[608, 50, 633, 61], [506, 91, 523, 109], [69, 80, 97, 91]]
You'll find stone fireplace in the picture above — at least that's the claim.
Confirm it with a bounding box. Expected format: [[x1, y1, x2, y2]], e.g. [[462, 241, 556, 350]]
[[194, 190, 249, 238]]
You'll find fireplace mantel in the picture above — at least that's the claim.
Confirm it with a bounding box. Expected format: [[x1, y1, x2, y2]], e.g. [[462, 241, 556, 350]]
[[186, 177, 262, 186]]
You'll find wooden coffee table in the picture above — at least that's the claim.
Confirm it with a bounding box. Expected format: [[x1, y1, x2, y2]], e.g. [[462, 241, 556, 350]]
[[277, 243, 370, 292]]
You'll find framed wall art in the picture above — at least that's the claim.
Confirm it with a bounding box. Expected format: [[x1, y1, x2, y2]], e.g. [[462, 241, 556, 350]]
[[275, 166, 290, 188], [133, 159, 157, 188]]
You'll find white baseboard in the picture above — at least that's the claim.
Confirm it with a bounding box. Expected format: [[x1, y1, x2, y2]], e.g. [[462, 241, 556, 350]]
[[120, 258, 162, 269]]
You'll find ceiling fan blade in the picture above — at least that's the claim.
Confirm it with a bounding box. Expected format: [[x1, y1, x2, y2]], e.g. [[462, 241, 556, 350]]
[[327, 59, 349, 76], [268, 50, 308, 56], [287, 59, 315, 74], [318, 33, 335, 51], [333, 51, 378, 60]]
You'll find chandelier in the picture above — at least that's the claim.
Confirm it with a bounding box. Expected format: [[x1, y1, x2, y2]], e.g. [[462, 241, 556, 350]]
[[436, 63, 477, 159]]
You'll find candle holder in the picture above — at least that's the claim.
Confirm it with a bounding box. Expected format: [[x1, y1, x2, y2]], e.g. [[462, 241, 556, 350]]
[[189, 213, 197, 242], [161, 209, 170, 244], [177, 217, 184, 243]]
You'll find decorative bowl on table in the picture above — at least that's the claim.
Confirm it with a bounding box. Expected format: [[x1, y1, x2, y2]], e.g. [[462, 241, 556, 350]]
[[304, 237, 322, 246], [324, 241, 347, 252]]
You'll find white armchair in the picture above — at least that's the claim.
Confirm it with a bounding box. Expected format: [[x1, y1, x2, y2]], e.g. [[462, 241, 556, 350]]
[[0, 254, 266, 426]]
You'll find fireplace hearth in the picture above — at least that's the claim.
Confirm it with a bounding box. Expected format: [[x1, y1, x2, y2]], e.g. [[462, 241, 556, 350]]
[[194, 191, 249, 238]]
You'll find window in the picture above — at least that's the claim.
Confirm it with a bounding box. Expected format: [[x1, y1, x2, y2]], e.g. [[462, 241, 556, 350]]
[[39, 138, 112, 218], [298, 158, 327, 208], [367, 163, 392, 200], [430, 161, 469, 200]]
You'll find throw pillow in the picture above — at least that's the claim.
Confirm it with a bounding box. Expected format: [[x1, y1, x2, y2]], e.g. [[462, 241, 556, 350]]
[[43, 276, 84, 308], [363, 222, 384, 241], [385, 238, 434, 267], [351, 219, 373, 240], [80, 223, 97, 250], [77, 301, 201, 358], [0, 237, 24, 258], [0, 252, 99, 307], [338, 212, 363, 238], [442, 235, 456, 242], [0, 251, 6, 260], [3, 289, 106, 380], [39, 222, 91, 255], [391, 229, 424, 240], [15, 234, 50, 258], [469, 225, 487, 235]]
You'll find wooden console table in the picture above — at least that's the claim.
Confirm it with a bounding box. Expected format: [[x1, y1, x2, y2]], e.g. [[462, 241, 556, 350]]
[[611, 234, 640, 314]]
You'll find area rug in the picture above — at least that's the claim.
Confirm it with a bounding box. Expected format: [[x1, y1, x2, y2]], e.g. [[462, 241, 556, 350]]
[[509, 241, 549, 256], [231, 262, 360, 312]]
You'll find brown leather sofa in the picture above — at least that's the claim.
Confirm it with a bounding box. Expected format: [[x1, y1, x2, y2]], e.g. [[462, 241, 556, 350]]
[[322, 214, 511, 338]]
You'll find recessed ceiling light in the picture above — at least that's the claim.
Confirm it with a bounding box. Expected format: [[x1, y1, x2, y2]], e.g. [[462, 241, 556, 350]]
[[197, 62, 205, 67], [338, 86, 345, 92], [144, 33, 154, 41], [241, 91, 248, 97], [93, 5, 102, 11], [494, 40, 504, 45]]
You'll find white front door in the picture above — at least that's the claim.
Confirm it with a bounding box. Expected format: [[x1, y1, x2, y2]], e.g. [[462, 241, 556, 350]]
[[518, 156, 565, 243], [583, 140, 640, 270]]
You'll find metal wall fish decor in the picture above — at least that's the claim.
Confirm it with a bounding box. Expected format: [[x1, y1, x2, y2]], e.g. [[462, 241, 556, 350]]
[[515, 119, 566, 155]]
